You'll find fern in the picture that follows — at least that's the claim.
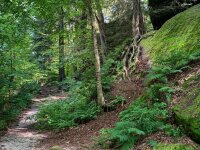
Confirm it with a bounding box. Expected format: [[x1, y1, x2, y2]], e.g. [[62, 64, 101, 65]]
[[98, 97, 169, 150]]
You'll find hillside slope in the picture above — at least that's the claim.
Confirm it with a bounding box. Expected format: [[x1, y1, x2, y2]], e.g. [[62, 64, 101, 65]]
[[142, 4, 200, 69], [141, 4, 200, 146]]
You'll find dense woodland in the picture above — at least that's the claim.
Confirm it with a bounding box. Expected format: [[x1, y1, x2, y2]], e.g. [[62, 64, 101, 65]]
[[0, 0, 200, 150]]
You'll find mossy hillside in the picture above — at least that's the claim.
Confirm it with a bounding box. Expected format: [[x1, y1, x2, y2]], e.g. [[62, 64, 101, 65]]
[[141, 4, 200, 69], [173, 88, 200, 142], [154, 143, 196, 150]]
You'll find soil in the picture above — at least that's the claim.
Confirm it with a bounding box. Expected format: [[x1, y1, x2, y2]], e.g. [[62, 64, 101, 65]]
[[36, 74, 145, 150], [134, 60, 200, 150], [134, 131, 199, 150], [1, 61, 199, 150]]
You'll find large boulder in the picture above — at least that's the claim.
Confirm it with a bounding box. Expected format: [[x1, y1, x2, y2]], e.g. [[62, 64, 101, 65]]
[[141, 4, 200, 142], [141, 4, 200, 69], [173, 87, 200, 142], [149, 0, 200, 29]]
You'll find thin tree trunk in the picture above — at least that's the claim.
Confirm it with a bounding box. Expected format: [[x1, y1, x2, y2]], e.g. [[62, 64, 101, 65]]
[[95, 0, 107, 63], [87, 0, 105, 106], [58, 7, 66, 82]]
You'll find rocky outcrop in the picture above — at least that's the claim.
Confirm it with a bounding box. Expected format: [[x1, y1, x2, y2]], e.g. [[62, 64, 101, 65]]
[[173, 87, 200, 143], [148, 0, 200, 29], [141, 4, 200, 142]]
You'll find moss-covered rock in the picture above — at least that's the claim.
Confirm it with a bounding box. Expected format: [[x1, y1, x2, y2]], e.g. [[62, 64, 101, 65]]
[[173, 88, 200, 142], [154, 143, 195, 150], [141, 4, 200, 69], [149, 0, 199, 29]]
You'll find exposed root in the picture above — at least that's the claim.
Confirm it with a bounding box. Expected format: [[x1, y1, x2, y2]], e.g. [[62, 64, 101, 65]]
[[122, 34, 143, 80]]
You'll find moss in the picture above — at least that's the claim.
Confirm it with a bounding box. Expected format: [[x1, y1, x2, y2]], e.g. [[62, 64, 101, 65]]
[[154, 143, 196, 150], [173, 88, 200, 142], [141, 4, 200, 69], [182, 75, 200, 89], [49, 146, 63, 150]]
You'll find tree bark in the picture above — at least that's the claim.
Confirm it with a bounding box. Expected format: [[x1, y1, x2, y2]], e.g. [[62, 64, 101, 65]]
[[132, 0, 145, 36], [122, 0, 146, 80], [95, 0, 107, 63], [86, 0, 105, 106], [58, 7, 66, 82]]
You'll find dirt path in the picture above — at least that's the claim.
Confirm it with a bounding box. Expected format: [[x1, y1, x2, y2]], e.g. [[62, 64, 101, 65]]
[[0, 86, 67, 150], [36, 76, 145, 150]]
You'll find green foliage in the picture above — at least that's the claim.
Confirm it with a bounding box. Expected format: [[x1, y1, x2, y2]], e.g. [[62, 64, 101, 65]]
[[141, 4, 200, 70], [98, 97, 169, 149], [146, 84, 174, 103], [162, 124, 182, 137], [0, 120, 7, 131], [111, 96, 127, 106], [36, 77, 101, 130], [0, 82, 40, 130], [36, 100, 100, 130], [145, 66, 175, 103], [98, 57, 183, 149], [148, 140, 158, 147], [154, 143, 196, 150], [173, 88, 200, 142]]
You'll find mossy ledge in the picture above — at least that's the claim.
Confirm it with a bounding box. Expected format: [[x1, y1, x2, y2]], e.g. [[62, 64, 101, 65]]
[[154, 143, 196, 150], [173, 88, 200, 143], [141, 4, 200, 69]]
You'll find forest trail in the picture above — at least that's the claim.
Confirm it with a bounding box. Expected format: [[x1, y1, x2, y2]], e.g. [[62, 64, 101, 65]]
[[0, 86, 67, 150], [36, 71, 146, 149]]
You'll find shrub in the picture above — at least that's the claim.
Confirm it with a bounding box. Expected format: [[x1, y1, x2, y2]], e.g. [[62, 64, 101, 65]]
[[0, 120, 7, 131], [0, 81, 40, 130], [111, 96, 127, 106], [36, 100, 101, 130]]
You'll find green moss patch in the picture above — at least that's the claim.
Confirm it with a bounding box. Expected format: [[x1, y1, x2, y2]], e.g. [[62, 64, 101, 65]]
[[154, 143, 195, 150], [173, 88, 200, 142], [141, 4, 200, 69]]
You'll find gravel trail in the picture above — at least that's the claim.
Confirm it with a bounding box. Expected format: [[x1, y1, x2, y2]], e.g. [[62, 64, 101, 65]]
[[0, 104, 47, 150], [0, 86, 68, 150]]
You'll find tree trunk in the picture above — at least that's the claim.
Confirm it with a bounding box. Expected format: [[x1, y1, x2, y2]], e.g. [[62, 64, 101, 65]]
[[95, 0, 107, 63], [80, 10, 87, 50], [122, 0, 146, 80], [86, 0, 105, 106], [132, 0, 145, 36], [58, 7, 66, 82]]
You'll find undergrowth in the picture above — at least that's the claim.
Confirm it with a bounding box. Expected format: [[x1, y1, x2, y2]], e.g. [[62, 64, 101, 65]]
[[35, 44, 125, 130], [96, 8, 200, 147], [97, 64, 186, 150], [36, 100, 100, 130], [35, 78, 101, 130], [0, 82, 40, 130]]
